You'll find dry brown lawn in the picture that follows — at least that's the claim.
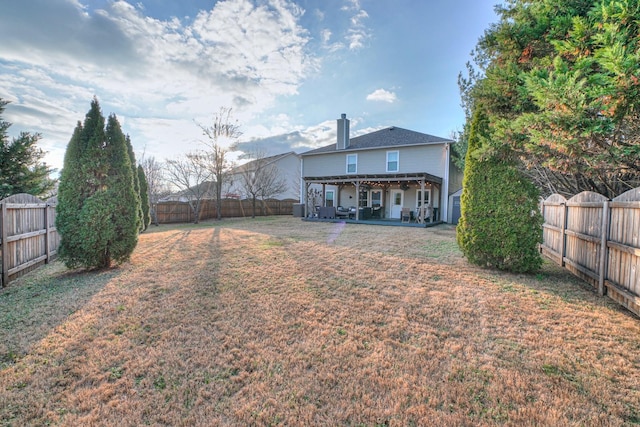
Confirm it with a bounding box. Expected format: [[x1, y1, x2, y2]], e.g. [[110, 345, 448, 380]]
[[1, 217, 639, 426]]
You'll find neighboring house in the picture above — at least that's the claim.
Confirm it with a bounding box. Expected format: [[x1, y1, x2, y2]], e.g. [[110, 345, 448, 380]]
[[301, 114, 462, 222], [226, 151, 301, 201], [159, 180, 217, 202]]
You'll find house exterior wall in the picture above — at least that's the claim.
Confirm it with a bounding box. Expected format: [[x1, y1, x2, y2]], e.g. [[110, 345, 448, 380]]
[[276, 154, 303, 200], [302, 144, 447, 178], [227, 153, 301, 200], [448, 159, 464, 196], [302, 142, 451, 220]]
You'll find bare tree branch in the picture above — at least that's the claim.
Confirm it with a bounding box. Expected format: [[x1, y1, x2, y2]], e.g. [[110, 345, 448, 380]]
[[140, 156, 171, 225], [238, 151, 289, 218], [164, 152, 213, 223], [197, 107, 242, 220]]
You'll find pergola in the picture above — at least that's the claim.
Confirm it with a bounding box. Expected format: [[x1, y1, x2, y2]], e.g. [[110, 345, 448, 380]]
[[303, 172, 443, 221]]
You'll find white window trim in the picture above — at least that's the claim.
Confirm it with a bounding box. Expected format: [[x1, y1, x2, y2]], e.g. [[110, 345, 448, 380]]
[[358, 188, 369, 207], [325, 190, 335, 207], [386, 150, 399, 172], [370, 189, 382, 207], [415, 189, 431, 208], [346, 153, 357, 174]]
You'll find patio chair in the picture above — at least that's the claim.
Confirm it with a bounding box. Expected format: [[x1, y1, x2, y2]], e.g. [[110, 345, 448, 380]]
[[424, 205, 433, 222], [415, 206, 424, 224], [401, 207, 411, 223], [335, 206, 350, 219], [348, 206, 357, 219], [416, 206, 433, 224]]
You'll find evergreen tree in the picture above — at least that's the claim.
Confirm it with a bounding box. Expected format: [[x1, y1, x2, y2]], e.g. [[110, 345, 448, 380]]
[[138, 165, 151, 231], [56, 98, 138, 269], [125, 135, 143, 232], [456, 107, 543, 274], [0, 98, 55, 198], [101, 114, 139, 264], [460, 0, 640, 197], [57, 99, 107, 268], [55, 122, 85, 266]]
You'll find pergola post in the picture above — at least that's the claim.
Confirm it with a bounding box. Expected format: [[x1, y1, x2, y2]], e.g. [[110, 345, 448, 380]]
[[304, 181, 310, 217], [382, 186, 388, 218], [419, 179, 425, 223], [354, 181, 360, 220]]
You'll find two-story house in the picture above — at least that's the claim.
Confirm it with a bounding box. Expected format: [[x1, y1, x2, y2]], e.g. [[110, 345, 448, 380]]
[[226, 151, 301, 201], [301, 114, 461, 222]]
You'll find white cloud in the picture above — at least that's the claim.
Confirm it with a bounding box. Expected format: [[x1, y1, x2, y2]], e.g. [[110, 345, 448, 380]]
[[0, 0, 318, 170], [341, 0, 370, 50], [366, 89, 397, 103], [320, 29, 345, 53]]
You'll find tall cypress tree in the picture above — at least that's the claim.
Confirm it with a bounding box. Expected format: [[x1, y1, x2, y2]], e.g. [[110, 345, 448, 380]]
[[456, 107, 543, 274], [57, 99, 107, 268], [56, 122, 85, 267], [56, 98, 138, 269], [102, 114, 139, 264], [125, 135, 143, 232], [138, 164, 151, 231]]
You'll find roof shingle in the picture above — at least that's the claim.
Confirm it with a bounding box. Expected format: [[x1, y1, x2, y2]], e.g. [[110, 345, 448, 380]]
[[302, 126, 452, 156]]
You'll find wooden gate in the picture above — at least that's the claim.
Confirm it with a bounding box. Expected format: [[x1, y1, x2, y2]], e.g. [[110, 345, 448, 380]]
[[0, 194, 59, 287]]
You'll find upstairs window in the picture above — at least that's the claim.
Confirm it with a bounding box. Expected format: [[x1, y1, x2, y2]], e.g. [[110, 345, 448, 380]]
[[346, 154, 357, 174], [386, 151, 399, 172]]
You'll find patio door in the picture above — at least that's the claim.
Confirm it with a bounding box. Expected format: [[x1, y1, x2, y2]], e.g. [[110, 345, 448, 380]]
[[390, 190, 403, 219]]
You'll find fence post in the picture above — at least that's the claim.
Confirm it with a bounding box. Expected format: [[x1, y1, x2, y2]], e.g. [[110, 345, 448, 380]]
[[560, 202, 567, 267], [598, 200, 610, 296], [1, 201, 7, 287], [44, 203, 51, 264], [539, 199, 545, 254]]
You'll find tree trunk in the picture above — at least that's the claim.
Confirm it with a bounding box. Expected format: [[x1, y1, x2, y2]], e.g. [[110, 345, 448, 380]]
[[216, 181, 223, 220], [191, 200, 201, 224], [251, 195, 257, 218]]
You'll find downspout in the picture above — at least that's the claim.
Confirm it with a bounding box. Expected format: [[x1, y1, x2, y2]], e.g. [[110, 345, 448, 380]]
[[442, 143, 451, 223]]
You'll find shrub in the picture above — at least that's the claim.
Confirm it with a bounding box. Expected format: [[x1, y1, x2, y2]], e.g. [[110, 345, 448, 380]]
[[456, 108, 543, 273]]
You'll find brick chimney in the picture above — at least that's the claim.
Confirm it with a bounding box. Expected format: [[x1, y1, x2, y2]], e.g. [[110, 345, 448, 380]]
[[337, 113, 350, 150]]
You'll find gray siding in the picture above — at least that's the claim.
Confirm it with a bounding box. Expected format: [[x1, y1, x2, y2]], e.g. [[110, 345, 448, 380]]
[[228, 153, 301, 200], [303, 144, 447, 178], [277, 155, 302, 200]]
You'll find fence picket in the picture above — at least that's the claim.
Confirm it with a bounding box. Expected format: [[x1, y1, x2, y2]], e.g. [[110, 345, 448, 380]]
[[1, 194, 296, 288], [1, 201, 7, 287], [0, 194, 59, 287], [154, 198, 296, 223], [541, 187, 640, 317]]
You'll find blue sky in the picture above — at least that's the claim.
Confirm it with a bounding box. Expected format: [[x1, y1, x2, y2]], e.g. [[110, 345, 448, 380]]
[[1, 0, 498, 172]]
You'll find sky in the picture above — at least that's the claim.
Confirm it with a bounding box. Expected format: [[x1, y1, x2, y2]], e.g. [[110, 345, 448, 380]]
[[1, 0, 498, 173]]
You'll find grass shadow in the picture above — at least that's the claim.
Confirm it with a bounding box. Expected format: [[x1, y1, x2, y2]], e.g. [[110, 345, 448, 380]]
[[477, 258, 633, 317], [0, 261, 122, 369]]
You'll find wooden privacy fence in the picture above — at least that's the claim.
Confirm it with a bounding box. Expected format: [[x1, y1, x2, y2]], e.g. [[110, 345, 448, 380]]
[[155, 198, 297, 224], [540, 187, 640, 317], [0, 193, 59, 287]]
